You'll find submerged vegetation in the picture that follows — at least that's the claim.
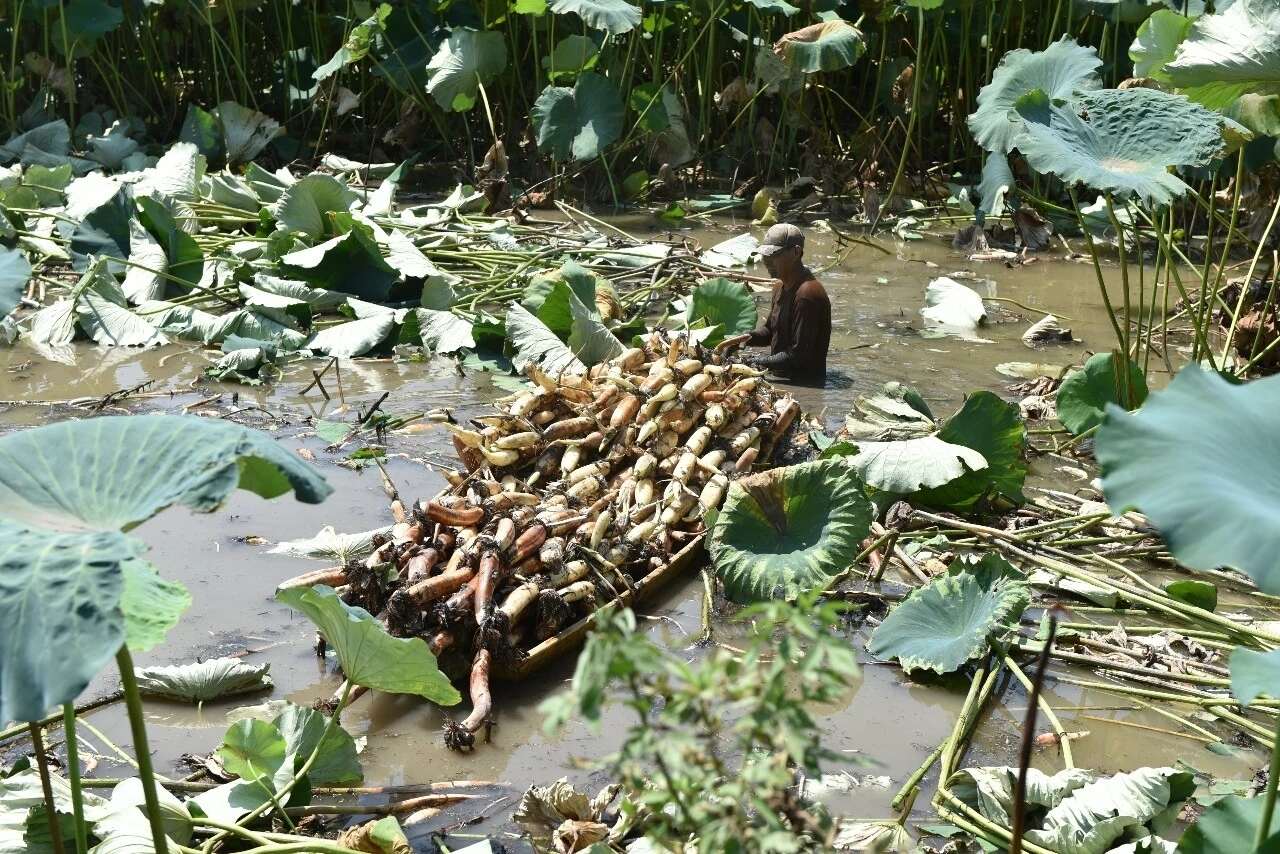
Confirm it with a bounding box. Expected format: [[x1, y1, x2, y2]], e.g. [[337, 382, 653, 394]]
[[7, 0, 1280, 852]]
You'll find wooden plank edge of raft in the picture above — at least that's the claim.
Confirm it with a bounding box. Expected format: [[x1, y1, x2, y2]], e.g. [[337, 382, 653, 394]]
[[496, 535, 707, 680]]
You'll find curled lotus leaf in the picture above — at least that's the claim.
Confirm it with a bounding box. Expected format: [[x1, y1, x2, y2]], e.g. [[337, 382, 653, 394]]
[[774, 20, 865, 74], [709, 459, 873, 603]]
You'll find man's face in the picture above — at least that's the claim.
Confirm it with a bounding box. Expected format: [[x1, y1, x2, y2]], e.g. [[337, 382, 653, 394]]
[[764, 246, 799, 278]]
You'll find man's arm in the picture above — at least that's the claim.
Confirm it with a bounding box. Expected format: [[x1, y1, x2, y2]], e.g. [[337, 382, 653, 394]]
[[751, 289, 824, 374], [746, 282, 778, 345]]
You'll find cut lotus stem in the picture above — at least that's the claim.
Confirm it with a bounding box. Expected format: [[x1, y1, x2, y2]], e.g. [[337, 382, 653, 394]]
[[278, 565, 348, 591], [423, 500, 485, 527]]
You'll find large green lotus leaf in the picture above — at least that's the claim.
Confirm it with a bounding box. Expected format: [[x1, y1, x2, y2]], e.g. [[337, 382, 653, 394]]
[[1177, 795, 1280, 854], [1225, 94, 1280, 137], [1058, 352, 1148, 436], [543, 34, 600, 79], [549, 0, 640, 35], [0, 247, 31, 318], [218, 718, 286, 785], [522, 260, 602, 323], [917, 391, 1026, 509], [274, 174, 359, 238], [565, 286, 624, 365], [684, 277, 757, 346], [1015, 89, 1231, 205], [218, 703, 360, 791], [277, 585, 460, 704], [709, 459, 872, 603], [531, 73, 625, 162], [1097, 366, 1280, 594], [417, 308, 475, 354], [0, 523, 141, 722], [77, 289, 170, 348], [968, 38, 1102, 155], [426, 30, 508, 112], [1129, 9, 1191, 82], [120, 559, 191, 653], [0, 414, 330, 531], [57, 0, 124, 57], [507, 302, 587, 375], [1166, 0, 1280, 110], [69, 188, 132, 272], [306, 314, 397, 357], [134, 658, 272, 702], [868, 559, 1028, 674], [1228, 647, 1280, 707], [774, 20, 865, 74], [847, 436, 987, 494], [531, 276, 599, 338]]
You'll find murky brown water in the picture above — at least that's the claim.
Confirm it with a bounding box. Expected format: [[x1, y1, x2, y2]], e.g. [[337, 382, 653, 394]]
[[0, 223, 1255, 848]]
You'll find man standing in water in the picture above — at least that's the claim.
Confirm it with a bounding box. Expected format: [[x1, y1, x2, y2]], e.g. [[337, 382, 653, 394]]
[[724, 223, 832, 384]]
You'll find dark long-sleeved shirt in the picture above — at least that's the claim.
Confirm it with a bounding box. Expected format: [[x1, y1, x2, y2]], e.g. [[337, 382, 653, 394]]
[[747, 277, 831, 380]]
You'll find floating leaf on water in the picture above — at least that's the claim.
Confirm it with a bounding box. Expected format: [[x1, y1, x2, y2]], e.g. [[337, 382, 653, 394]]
[[134, 658, 272, 703], [532, 72, 625, 162], [1098, 366, 1280, 594], [920, 276, 988, 338], [268, 524, 393, 562], [996, 361, 1064, 379], [1057, 352, 1147, 436], [709, 459, 873, 603], [968, 38, 1102, 155], [774, 20, 866, 74], [868, 556, 1029, 674], [276, 584, 460, 704]]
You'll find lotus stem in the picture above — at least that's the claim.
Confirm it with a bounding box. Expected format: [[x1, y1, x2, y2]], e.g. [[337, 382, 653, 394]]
[[1256, 717, 1280, 849], [117, 645, 168, 854], [29, 720, 66, 854], [63, 704, 88, 854]]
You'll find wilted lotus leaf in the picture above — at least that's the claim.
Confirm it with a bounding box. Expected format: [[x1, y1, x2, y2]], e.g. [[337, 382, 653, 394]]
[[774, 20, 865, 74], [135, 657, 272, 703], [710, 459, 872, 603], [968, 38, 1102, 155]]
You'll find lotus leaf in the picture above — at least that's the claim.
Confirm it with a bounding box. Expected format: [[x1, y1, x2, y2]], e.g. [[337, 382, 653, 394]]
[[313, 5, 391, 81], [709, 459, 872, 603], [774, 20, 865, 74], [0, 247, 31, 318], [426, 30, 508, 112], [215, 101, 281, 165], [847, 436, 987, 494], [1228, 647, 1280, 707], [280, 225, 398, 301], [1165, 0, 1280, 110], [968, 39, 1102, 155], [0, 414, 330, 531], [544, 35, 599, 79], [1015, 88, 1234, 205], [1058, 352, 1148, 436], [531, 73, 625, 161], [417, 308, 475, 354], [1129, 9, 1191, 82], [920, 276, 987, 337], [1097, 366, 1280, 594], [218, 702, 360, 791], [274, 174, 359, 237], [120, 559, 192, 652], [306, 314, 396, 357], [58, 0, 124, 57], [917, 391, 1026, 508], [1163, 578, 1216, 612], [137, 197, 204, 293], [977, 154, 1013, 216], [69, 187, 132, 272], [507, 302, 587, 375], [0, 524, 142, 723], [269, 525, 392, 562], [683, 277, 757, 346], [277, 585, 460, 704], [337, 816, 413, 854], [868, 556, 1028, 674], [1177, 795, 1280, 854], [134, 658, 273, 702], [549, 0, 641, 35]]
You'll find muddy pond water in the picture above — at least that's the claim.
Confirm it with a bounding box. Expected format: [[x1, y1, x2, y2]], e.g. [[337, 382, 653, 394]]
[[0, 218, 1258, 849]]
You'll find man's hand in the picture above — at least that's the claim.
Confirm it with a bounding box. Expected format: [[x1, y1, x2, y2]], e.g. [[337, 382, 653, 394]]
[[715, 333, 752, 355]]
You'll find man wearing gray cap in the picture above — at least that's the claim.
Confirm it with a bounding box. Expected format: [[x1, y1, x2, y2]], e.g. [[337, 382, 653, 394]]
[[723, 223, 831, 382]]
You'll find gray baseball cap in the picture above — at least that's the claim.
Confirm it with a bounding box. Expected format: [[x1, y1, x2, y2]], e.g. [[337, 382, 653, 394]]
[[758, 222, 804, 257]]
